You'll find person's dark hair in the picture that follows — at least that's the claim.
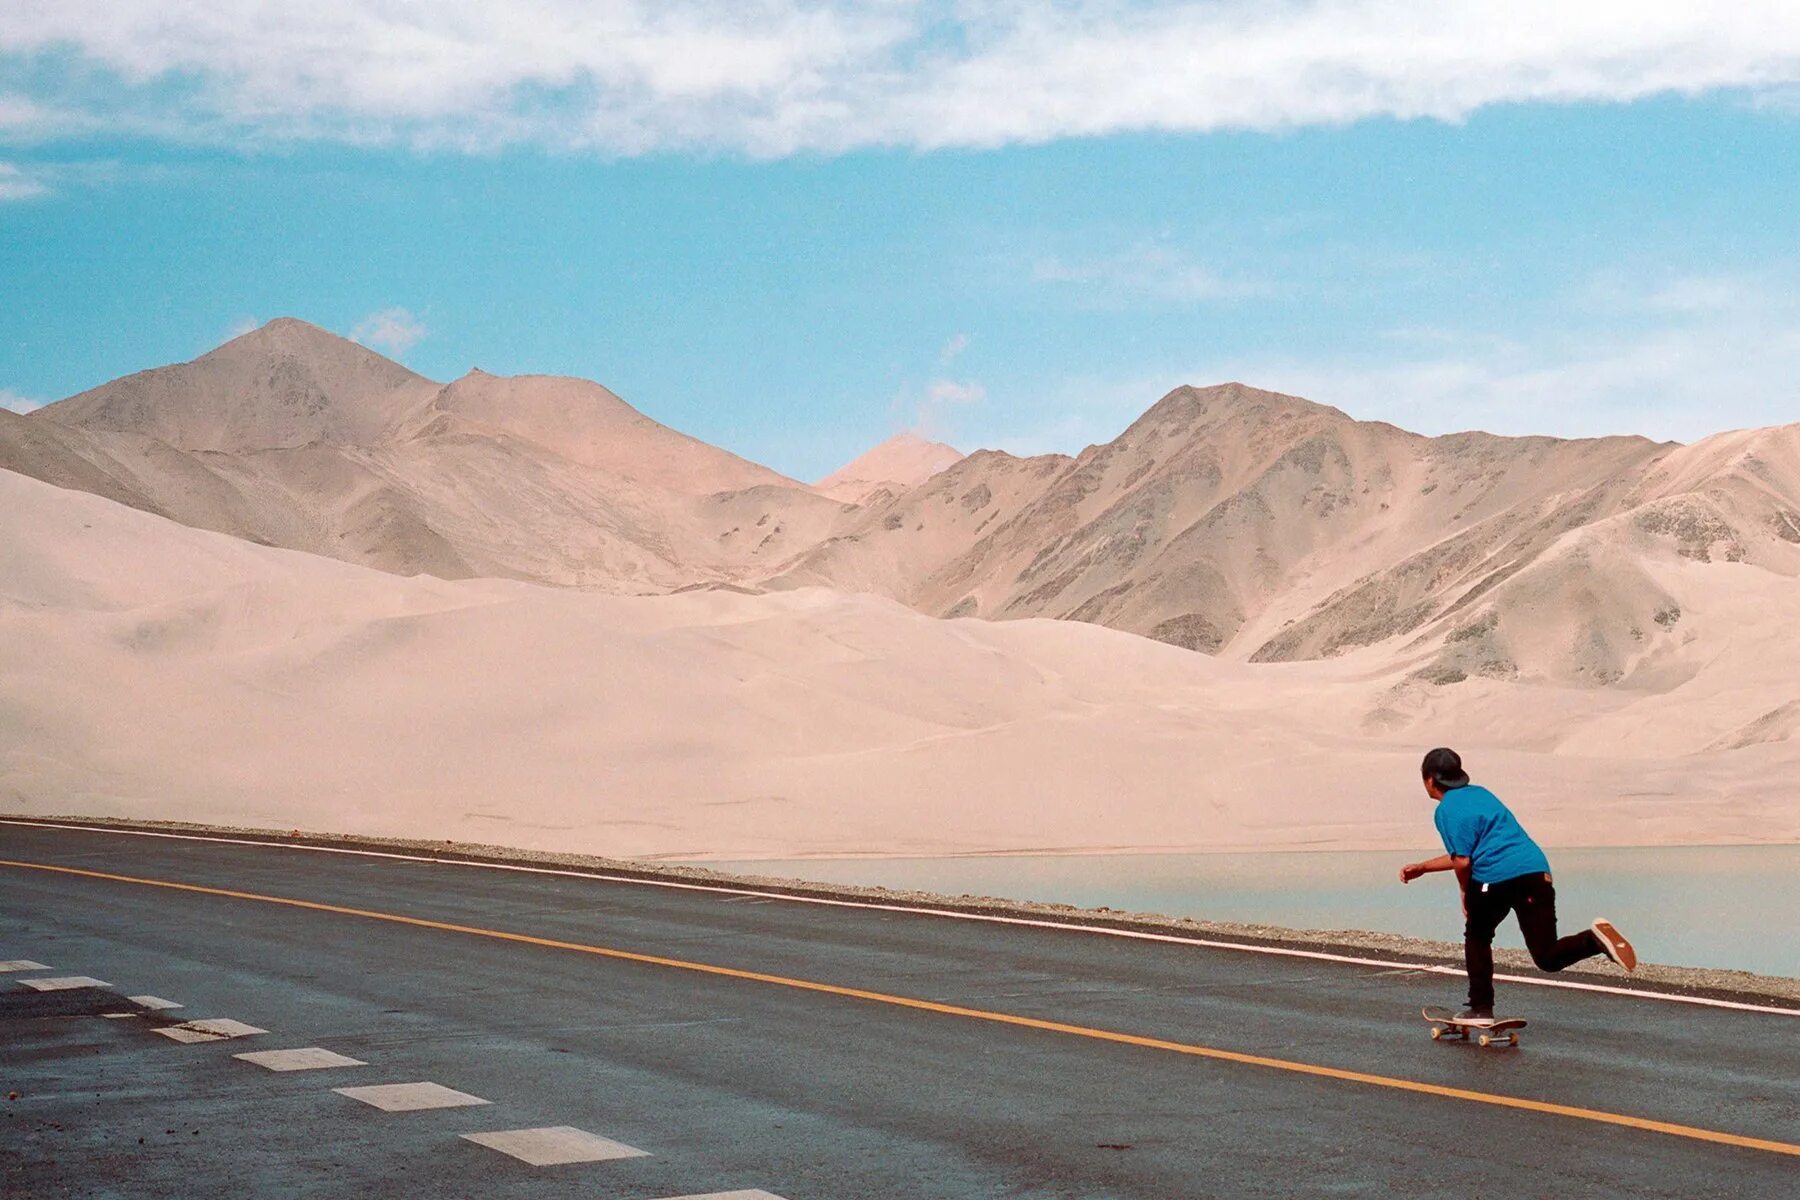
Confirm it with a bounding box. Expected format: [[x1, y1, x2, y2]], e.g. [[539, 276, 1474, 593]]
[[1421, 747, 1470, 790]]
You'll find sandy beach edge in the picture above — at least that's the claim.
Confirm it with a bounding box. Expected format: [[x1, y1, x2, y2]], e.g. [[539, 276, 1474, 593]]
[[6, 812, 1797, 1010]]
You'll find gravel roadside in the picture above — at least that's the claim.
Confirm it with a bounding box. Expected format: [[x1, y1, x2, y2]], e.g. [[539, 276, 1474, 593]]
[[6, 813, 1796, 1010]]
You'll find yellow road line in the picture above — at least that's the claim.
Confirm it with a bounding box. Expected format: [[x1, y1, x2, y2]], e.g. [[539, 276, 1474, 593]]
[[5, 857, 1796, 1159]]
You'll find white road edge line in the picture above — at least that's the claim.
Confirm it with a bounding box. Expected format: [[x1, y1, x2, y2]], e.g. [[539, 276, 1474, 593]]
[[5, 818, 1796, 1018]]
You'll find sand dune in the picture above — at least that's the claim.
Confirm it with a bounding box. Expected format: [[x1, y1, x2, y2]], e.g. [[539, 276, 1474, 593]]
[[4, 323, 1799, 858], [14, 328, 1799, 706], [4, 469, 1795, 858]]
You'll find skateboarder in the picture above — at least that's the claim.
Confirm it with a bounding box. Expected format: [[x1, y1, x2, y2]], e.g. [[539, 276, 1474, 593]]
[[1398, 747, 1636, 1023]]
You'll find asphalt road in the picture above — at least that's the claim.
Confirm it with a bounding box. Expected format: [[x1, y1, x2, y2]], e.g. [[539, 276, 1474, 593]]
[[2, 821, 1795, 1199]]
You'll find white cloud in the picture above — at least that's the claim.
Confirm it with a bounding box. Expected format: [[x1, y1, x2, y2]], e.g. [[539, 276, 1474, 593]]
[[893, 375, 987, 441], [3, 3, 1800, 155], [0, 162, 49, 200], [350, 307, 428, 357], [894, 341, 982, 442], [1746, 83, 1800, 114], [926, 379, 984, 406], [1, 388, 45, 413], [983, 411, 1123, 460], [1578, 271, 1746, 316], [958, 269, 1800, 453], [962, 370, 1185, 457], [0, 94, 51, 131], [1033, 245, 1262, 304], [223, 315, 260, 341], [1251, 271, 1800, 442], [1641, 281, 1740, 315], [1246, 321, 1800, 444], [914, 377, 986, 438]]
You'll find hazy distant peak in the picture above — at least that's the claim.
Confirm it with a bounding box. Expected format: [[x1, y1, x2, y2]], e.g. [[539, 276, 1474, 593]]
[[432, 368, 640, 424], [34, 314, 440, 451], [1133, 382, 1352, 432], [213, 316, 413, 371], [816, 432, 964, 504], [244, 315, 331, 340], [416, 368, 800, 495], [222, 315, 324, 343]]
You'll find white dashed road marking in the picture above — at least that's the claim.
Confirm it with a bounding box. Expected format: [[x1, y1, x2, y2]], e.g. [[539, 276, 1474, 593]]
[[0, 960, 50, 972], [234, 1047, 367, 1072], [334, 1082, 491, 1112], [130, 995, 182, 1010], [656, 1191, 791, 1199], [19, 976, 110, 991], [154, 1018, 267, 1043], [105, 996, 183, 1018], [460, 1125, 650, 1166]]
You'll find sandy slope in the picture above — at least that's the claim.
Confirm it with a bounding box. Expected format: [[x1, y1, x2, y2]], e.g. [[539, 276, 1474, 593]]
[[5, 469, 1794, 859], [5, 324, 1798, 857], [14, 327, 1800, 705]]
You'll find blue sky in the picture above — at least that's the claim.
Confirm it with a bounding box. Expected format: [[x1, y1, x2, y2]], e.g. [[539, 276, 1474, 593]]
[[3, 4, 1799, 480]]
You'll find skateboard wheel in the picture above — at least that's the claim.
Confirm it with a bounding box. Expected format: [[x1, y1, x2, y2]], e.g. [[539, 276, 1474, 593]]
[[1478, 1034, 1491, 1047], [1430, 1027, 1443, 1040]]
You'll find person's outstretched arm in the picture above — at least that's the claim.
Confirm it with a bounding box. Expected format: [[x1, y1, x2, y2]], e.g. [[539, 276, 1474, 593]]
[[1399, 854, 1470, 884]]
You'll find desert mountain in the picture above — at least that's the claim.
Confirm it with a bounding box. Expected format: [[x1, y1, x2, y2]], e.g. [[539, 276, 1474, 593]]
[[8, 329, 1800, 858], [815, 433, 964, 504], [403, 368, 795, 495], [12, 319, 850, 589], [45, 317, 441, 451], [9, 328, 1800, 708], [7, 468, 1793, 857], [765, 384, 1800, 693]]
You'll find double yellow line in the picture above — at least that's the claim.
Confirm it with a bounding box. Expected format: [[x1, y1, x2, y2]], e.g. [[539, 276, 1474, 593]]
[[5, 857, 1795, 1159]]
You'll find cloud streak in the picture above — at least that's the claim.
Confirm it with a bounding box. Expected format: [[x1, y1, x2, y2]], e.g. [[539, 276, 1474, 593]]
[[4, 3, 1800, 156], [959, 270, 1800, 454], [891, 373, 987, 442], [1033, 245, 1263, 304], [1253, 271, 1800, 443], [0, 388, 45, 413], [0, 161, 49, 200], [351, 307, 428, 357]]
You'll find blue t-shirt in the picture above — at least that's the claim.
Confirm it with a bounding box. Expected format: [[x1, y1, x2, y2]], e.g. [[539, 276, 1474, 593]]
[[1433, 784, 1550, 884]]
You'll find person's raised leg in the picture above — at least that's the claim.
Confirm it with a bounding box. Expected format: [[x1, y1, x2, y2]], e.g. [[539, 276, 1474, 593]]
[[1516, 875, 1607, 972]]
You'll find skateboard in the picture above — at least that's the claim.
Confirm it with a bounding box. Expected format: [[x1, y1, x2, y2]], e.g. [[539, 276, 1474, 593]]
[[1422, 1006, 1526, 1047]]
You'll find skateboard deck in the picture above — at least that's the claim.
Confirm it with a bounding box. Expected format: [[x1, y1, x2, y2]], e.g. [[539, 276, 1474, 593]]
[[1422, 1006, 1526, 1047]]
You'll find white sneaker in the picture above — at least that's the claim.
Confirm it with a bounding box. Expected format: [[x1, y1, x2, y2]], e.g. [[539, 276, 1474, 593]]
[[1591, 918, 1637, 972]]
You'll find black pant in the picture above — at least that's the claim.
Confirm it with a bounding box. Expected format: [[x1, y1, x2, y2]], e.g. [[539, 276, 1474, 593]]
[[1463, 872, 1602, 1011]]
